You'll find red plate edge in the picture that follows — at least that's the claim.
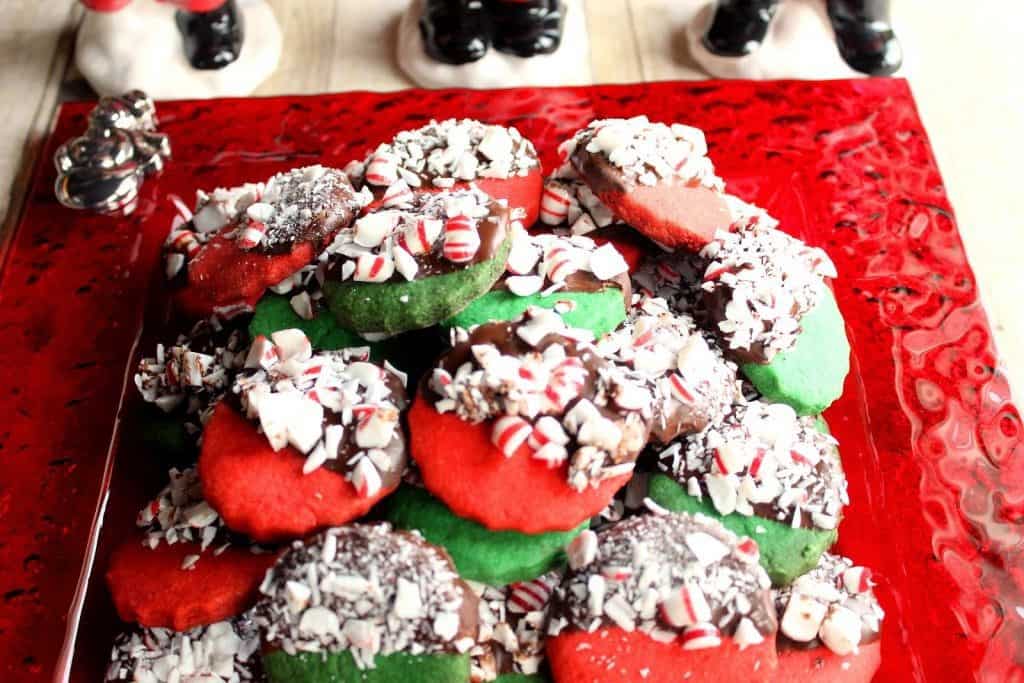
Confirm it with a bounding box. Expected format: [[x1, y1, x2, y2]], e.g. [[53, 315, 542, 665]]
[[0, 80, 1020, 682]]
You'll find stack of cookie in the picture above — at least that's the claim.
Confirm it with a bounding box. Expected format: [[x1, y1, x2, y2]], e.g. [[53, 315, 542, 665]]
[[105, 116, 882, 683]]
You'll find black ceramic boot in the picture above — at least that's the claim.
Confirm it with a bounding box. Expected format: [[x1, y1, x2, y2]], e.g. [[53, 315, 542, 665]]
[[176, 0, 244, 70], [827, 0, 902, 75], [421, 0, 491, 64], [702, 0, 779, 57], [487, 0, 563, 58]]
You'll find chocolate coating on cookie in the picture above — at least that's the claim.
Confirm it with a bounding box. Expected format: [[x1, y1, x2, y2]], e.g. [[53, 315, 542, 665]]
[[562, 117, 723, 193], [323, 189, 510, 285], [106, 615, 262, 682], [597, 296, 740, 443], [774, 553, 883, 654], [255, 524, 477, 667], [430, 308, 654, 490], [547, 512, 775, 643], [658, 401, 848, 531], [700, 215, 837, 364], [351, 119, 540, 190], [233, 330, 407, 493], [499, 231, 631, 301]]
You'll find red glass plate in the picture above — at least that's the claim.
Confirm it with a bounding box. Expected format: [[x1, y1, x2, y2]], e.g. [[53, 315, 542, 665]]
[[0, 80, 1021, 683]]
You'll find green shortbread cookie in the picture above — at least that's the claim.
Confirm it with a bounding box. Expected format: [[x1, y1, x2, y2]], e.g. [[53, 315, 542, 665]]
[[323, 236, 512, 337], [443, 287, 626, 337], [648, 473, 837, 586], [496, 675, 547, 683], [385, 485, 585, 586], [250, 294, 369, 351], [263, 650, 470, 683], [742, 288, 850, 416]]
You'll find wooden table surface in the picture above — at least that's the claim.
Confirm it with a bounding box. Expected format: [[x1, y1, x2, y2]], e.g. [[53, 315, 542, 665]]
[[2, 0, 1021, 396]]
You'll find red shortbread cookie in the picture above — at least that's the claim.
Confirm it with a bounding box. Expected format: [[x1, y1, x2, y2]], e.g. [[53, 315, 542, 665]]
[[198, 403, 395, 542], [566, 118, 733, 250], [573, 157, 732, 251], [105, 540, 276, 631], [775, 641, 881, 682], [177, 234, 317, 318], [408, 397, 631, 534], [547, 627, 778, 683]]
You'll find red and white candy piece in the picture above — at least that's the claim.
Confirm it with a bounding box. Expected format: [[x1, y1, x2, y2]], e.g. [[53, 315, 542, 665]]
[[819, 605, 862, 655], [735, 537, 760, 564], [660, 584, 712, 628], [491, 416, 532, 457], [270, 329, 313, 363], [507, 576, 556, 614], [236, 220, 268, 250], [841, 566, 872, 594], [506, 275, 544, 297], [713, 442, 750, 475], [566, 529, 598, 570], [354, 212, 398, 248], [681, 623, 722, 650], [443, 215, 481, 263], [353, 253, 395, 283], [668, 373, 696, 403], [528, 416, 570, 450], [381, 179, 413, 207], [167, 229, 201, 258], [355, 406, 398, 449], [365, 153, 399, 186], [397, 217, 443, 255], [733, 617, 765, 650], [539, 182, 572, 225], [245, 335, 279, 370], [781, 593, 828, 642], [351, 457, 382, 498]]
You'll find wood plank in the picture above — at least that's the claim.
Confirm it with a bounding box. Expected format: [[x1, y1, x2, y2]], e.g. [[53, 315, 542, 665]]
[[586, 0, 643, 84], [0, 1, 81, 261]]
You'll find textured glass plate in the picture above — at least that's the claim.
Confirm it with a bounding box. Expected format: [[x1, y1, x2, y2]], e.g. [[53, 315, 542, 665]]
[[0, 80, 1020, 683]]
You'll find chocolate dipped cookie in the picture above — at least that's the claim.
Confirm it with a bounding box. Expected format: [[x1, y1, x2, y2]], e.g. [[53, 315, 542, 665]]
[[198, 330, 408, 542], [167, 166, 368, 319], [255, 524, 479, 682], [546, 512, 778, 682], [321, 189, 513, 336], [649, 401, 848, 585], [349, 118, 543, 226]]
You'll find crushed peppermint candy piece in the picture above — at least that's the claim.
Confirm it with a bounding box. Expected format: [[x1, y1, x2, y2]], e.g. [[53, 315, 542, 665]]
[[324, 189, 507, 286], [255, 524, 474, 668], [105, 615, 261, 683], [135, 319, 247, 441], [630, 249, 709, 320], [701, 215, 837, 362], [233, 329, 407, 492], [548, 513, 775, 646], [538, 173, 619, 234], [468, 571, 561, 680], [773, 553, 884, 656], [430, 308, 654, 491], [659, 401, 848, 530], [560, 116, 724, 191], [597, 296, 740, 443], [498, 230, 631, 300], [352, 119, 539, 189], [137, 468, 226, 556]]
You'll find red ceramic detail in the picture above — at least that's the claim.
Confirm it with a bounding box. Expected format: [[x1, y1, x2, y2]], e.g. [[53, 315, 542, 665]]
[[0, 80, 1020, 682]]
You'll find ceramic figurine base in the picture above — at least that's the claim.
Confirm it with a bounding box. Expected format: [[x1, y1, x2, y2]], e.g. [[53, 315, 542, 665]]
[[76, 0, 282, 99], [686, 0, 906, 80], [397, 0, 591, 89]]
